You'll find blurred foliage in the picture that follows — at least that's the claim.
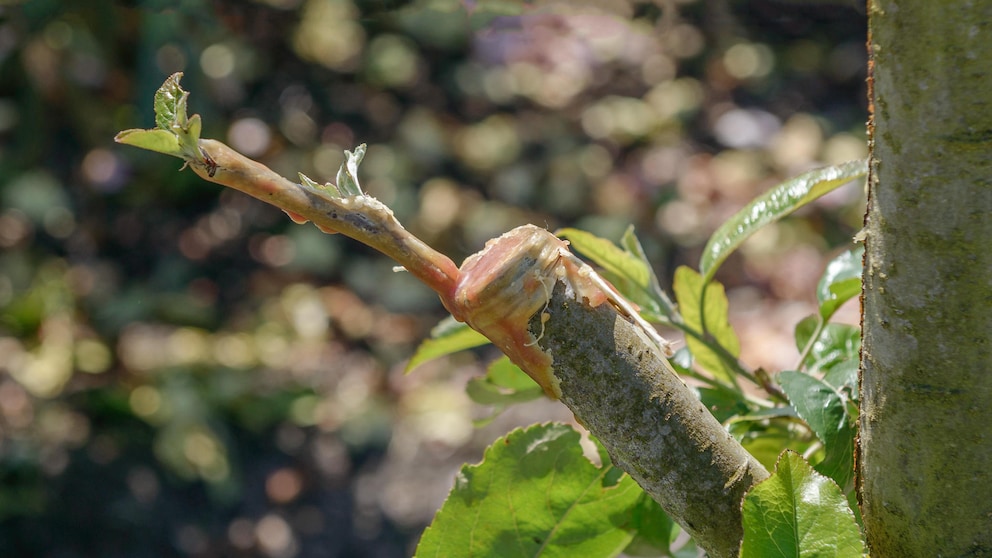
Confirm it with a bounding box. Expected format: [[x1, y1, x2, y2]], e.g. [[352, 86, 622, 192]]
[[0, 0, 866, 556]]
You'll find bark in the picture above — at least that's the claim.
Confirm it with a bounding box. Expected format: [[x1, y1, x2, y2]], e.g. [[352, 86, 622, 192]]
[[534, 282, 768, 558], [860, 1, 992, 556]]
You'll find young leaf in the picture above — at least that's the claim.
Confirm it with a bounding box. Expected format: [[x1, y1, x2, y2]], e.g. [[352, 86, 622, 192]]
[[406, 316, 491, 373], [617, 226, 677, 318], [778, 371, 856, 489], [672, 266, 740, 385], [299, 172, 342, 198], [114, 128, 182, 157], [817, 247, 863, 321], [557, 226, 674, 321], [415, 423, 642, 558], [740, 451, 865, 558], [336, 143, 367, 196], [699, 160, 867, 284], [114, 72, 205, 163], [154, 72, 189, 131]]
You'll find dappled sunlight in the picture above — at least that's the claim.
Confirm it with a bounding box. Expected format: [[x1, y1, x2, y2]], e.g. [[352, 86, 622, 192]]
[[1, 0, 867, 554]]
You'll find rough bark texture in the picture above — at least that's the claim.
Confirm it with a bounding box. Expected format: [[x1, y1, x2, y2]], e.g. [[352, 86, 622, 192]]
[[860, 1, 992, 556], [534, 282, 769, 558]]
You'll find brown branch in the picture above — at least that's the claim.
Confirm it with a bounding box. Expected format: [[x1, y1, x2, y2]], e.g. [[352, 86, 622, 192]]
[[190, 139, 461, 310]]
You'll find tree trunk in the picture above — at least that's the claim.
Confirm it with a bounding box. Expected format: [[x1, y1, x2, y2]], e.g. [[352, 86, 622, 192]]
[[859, 1, 992, 556]]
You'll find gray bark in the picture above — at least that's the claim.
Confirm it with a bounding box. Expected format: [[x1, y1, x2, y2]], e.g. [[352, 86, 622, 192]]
[[860, 1, 992, 555], [533, 282, 769, 558]]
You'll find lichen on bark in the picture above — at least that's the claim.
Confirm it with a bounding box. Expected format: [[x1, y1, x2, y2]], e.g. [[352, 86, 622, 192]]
[[531, 282, 768, 558]]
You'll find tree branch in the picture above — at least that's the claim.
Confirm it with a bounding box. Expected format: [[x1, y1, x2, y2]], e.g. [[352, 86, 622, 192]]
[[155, 140, 771, 556], [117, 73, 769, 554], [452, 225, 769, 557], [534, 282, 769, 557], [189, 139, 461, 312]]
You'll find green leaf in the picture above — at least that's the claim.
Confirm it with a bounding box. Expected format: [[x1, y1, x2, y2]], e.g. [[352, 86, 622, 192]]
[[672, 266, 740, 384], [697, 387, 751, 424], [187, 113, 202, 146], [699, 160, 867, 283], [115, 72, 204, 163], [737, 422, 810, 473], [465, 357, 542, 405], [557, 226, 674, 321], [621, 494, 676, 557], [817, 248, 863, 321], [616, 226, 676, 318], [406, 316, 491, 373], [416, 423, 642, 558], [822, 360, 859, 400], [299, 172, 343, 198], [336, 143, 367, 196], [726, 406, 799, 426], [794, 315, 820, 354], [795, 320, 859, 374], [154, 72, 189, 131], [486, 355, 540, 391], [741, 451, 865, 558], [114, 129, 182, 157], [778, 371, 856, 489]]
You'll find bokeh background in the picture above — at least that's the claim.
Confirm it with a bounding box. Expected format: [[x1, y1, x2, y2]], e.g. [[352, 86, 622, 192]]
[[0, 1, 866, 556]]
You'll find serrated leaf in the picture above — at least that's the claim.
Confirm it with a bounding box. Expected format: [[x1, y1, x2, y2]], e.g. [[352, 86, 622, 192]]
[[672, 266, 740, 384], [465, 357, 542, 405], [154, 72, 188, 131], [740, 451, 865, 558], [416, 423, 641, 558], [114, 129, 182, 157], [699, 160, 867, 283], [406, 316, 491, 373], [778, 371, 856, 489], [817, 247, 863, 321], [557, 226, 674, 321], [336, 143, 367, 196], [117, 72, 203, 162]]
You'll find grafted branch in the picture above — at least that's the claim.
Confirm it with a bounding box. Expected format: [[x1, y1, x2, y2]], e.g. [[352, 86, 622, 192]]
[[117, 74, 769, 556]]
